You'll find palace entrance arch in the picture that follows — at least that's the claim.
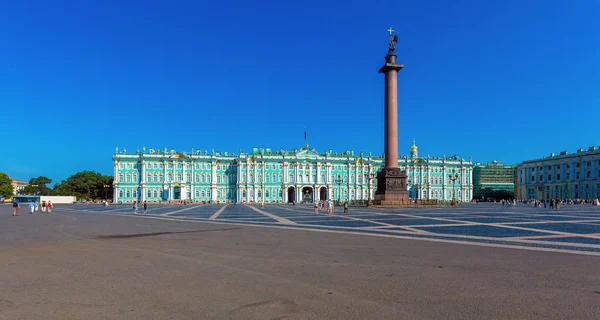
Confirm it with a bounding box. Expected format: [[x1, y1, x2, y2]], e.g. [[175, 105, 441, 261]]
[[287, 187, 295, 203], [319, 187, 328, 201], [302, 187, 313, 203]]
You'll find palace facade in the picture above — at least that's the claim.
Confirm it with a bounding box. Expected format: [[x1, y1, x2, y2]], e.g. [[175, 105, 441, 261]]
[[515, 147, 600, 200], [112, 143, 474, 204]]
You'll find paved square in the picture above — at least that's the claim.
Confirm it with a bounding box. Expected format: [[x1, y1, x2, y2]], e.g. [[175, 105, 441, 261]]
[[2, 203, 600, 320], [57, 202, 600, 256]]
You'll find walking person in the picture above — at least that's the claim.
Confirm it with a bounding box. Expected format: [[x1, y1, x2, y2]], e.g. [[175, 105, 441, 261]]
[[143, 200, 147, 214], [133, 201, 138, 215], [41, 201, 47, 213], [343, 201, 349, 214], [314, 201, 319, 214], [47, 201, 53, 213], [12, 199, 20, 216], [35, 201, 39, 212], [29, 200, 35, 214]]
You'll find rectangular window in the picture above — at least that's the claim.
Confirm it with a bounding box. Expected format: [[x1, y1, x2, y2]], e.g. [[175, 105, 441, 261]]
[[548, 174, 551, 181]]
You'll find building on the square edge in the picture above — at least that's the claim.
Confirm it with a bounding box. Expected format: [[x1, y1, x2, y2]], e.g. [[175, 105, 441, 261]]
[[515, 146, 600, 200], [472, 161, 515, 201], [111, 141, 474, 204], [11, 179, 28, 196]]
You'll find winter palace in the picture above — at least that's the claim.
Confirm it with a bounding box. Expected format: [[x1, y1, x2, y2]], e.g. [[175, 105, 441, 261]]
[[112, 142, 474, 204]]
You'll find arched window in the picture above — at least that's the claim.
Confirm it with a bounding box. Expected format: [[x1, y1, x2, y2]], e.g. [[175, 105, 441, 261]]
[[201, 190, 205, 198], [126, 173, 131, 183], [186, 173, 191, 182], [279, 173, 282, 181], [158, 173, 163, 182], [266, 190, 270, 198], [195, 173, 200, 183], [289, 173, 294, 181], [147, 189, 151, 198], [321, 174, 325, 182], [132, 173, 137, 182], [258, 190, 262, 198], [195, 190, 199, 198], [167, 173, 172, 182], [119, 173, 124, 183], [147, 173, 151, 181], [126, 190, 130, 198], [242, 190, 246, 197], [133, 190, 137, 198], [176, 173, 182, 182], [177, 163, 182, 169], [217, 175, 221, 183], [119, 190, 123, 198], [153, 190, 158, 198]]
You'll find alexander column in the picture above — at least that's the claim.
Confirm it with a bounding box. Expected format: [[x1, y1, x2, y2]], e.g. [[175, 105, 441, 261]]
[[374, 27, 409, 206]]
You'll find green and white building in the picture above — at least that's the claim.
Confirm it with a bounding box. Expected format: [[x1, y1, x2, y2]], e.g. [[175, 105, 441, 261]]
[[112, 142, 474, 204]]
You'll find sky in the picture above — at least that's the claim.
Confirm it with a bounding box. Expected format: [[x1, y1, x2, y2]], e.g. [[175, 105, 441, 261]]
[[0, 0, 598, 184]]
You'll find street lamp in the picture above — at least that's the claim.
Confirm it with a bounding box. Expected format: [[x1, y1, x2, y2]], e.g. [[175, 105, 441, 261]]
[[364, 173, 375, 207], [103, 184, 110, 199], [448, 174, 459, 206], [335, 175, 343, 204], [414, 183, 419, 203]]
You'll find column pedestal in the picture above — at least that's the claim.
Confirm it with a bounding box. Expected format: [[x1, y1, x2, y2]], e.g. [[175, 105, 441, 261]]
[[374, 167, 409, 206]]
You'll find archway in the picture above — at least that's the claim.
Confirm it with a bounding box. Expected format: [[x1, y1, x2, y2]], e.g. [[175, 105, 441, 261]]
[[302, 187, 313, 203], [287, 187, 295, 203], [174, 186, 181, 200], [319, 187, 327, 201]]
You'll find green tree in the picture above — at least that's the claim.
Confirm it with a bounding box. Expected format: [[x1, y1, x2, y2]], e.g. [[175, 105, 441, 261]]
[[19, 176, 54, 195], [54, 171, 113, 200], [0, 172, 13, 199]]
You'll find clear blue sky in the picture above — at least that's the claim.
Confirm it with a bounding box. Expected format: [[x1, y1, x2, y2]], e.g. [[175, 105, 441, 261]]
[[1, 0, 598, 184]]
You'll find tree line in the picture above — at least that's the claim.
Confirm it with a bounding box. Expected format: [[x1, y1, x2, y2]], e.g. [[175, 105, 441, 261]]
[[0, 171, 113, 200]]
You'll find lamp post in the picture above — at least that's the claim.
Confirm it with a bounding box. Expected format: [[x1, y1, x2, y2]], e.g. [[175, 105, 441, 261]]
[[414, 183, 419, 204], [448, 174, 459, 206], [104, 184, 110, 199], [364, 173, 375, 207], [335, 175, 343, 204]]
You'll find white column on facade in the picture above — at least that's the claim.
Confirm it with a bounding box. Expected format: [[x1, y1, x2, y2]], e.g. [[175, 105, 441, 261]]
[[172, 161, 176, 183], [140, 161, 146, 184], [262, 162, 265, 202], [190, 162, 194, 201], [113, 161, 119, 204], [294, 163, 299, 183], [316, 164, 320, 183]]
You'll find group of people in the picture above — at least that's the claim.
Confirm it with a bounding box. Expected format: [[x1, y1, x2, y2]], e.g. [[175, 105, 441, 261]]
[[11, 200, 53, 216], [131, 200, 148, 214], [313, 199, 349, 215]]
